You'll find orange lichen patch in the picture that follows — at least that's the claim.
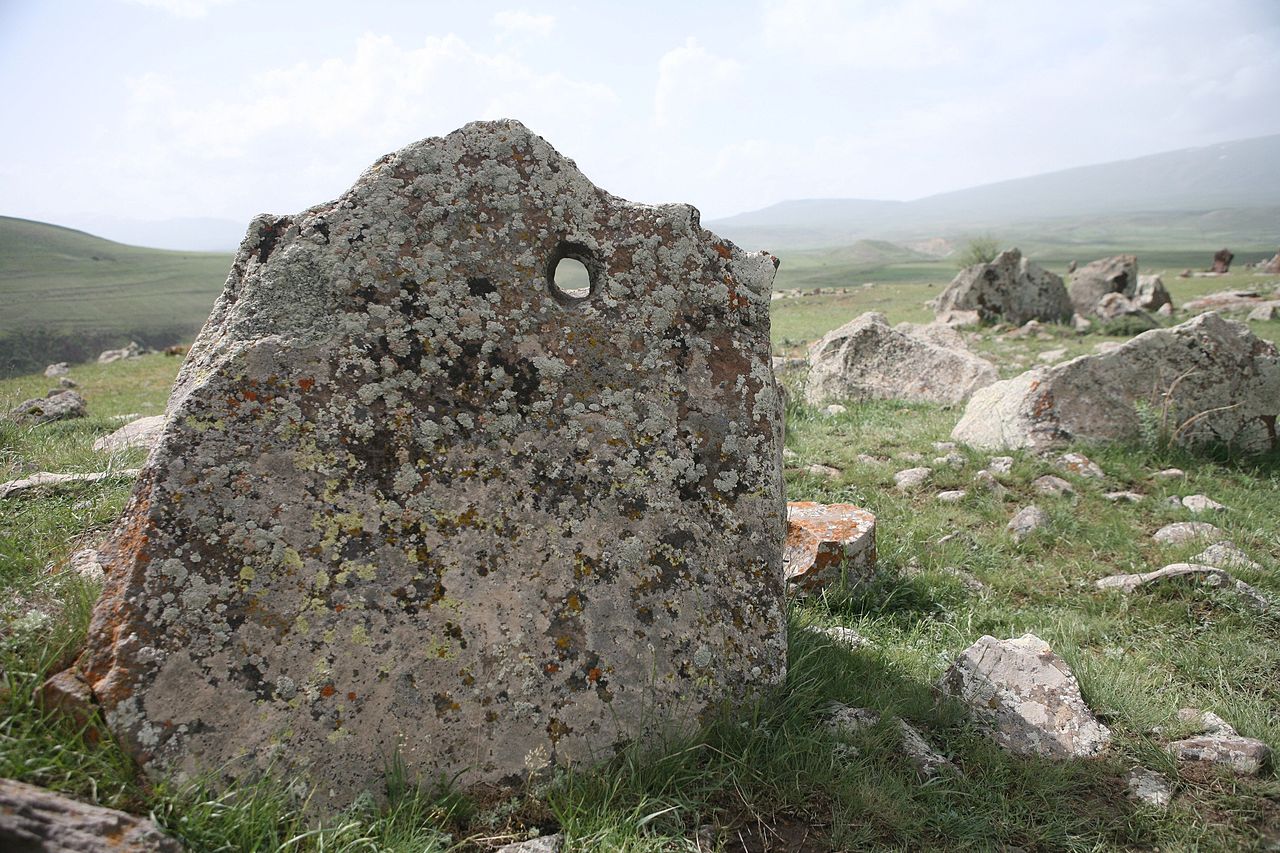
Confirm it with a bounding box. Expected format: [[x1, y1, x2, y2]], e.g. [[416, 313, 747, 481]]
[[587, 667, 602, 684], [321, 684, 336, 698], [346, 692, 357, 701], [544, 662, 560, 675], [298, 377, 315, 392], [783, 501, 876, 593]]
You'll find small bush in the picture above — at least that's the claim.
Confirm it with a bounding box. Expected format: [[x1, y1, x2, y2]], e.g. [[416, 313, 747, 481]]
[[956, 236, 1000, 269]]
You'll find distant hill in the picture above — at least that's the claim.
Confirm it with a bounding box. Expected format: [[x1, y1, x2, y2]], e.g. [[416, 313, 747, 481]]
[[59, 214, 247, 252], [0, 217, 232, 377], [711, 134, 1280, 251]]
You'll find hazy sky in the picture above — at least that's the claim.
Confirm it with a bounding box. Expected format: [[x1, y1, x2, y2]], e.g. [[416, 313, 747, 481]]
[[2, 0, 1278, 227]]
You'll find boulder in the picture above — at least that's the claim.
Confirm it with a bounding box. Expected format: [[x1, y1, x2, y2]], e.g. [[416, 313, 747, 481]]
[[783, 502, 876, 593], [1068, 255, 1137, 316], [806, 312, 997, 406], [44, 362, 69, 377], [61, 121, 788, 811], [1211, 248, 1234, 274], [1247, 302, 1280, 322], [92, 415, 166, 454], [951, 313, 1280, 455], [1183, 289, 1270, 312], [929, 249, 1072, 326], [0, 778, 182, 852], [1133, 274, 1172, 312], [97, 341, 143, 364], [8, 390, 86, 425], [939, 633, 1110, 759]]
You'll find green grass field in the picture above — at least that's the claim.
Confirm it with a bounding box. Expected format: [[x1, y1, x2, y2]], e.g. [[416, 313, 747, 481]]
[[2, 280, 1278, 849], [0, 217, 232, 377]]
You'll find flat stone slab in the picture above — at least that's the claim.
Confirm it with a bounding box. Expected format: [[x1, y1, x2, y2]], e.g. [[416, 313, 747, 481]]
[[1167, 736, 1272, 776], [93, 416, 166, 454], [783, 502, 876, 593], [0, 777, 182, 852], [65, 120, 787, 811], [0, 470, 141, 499]]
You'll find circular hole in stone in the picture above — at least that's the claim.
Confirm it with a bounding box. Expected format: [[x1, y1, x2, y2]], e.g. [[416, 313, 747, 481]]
[[547, 242, 597, 304]]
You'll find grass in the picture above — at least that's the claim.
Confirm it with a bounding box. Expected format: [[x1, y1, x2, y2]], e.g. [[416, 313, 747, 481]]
[[2, 283, 1279, 849], [0, 216, 231, 377]]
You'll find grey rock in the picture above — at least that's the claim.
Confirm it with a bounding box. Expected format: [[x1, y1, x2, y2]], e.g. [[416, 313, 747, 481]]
[[58, 377, 77, 389], [932, 451, 966, 468], [951, 314, 1280, 455], [1247, 302, 1280, 322], [1153, 522, 1225, 545], [1192, 541, 1262, 572], [986, 456, 1014, 475], [806, 312, 997, 407], [9, 390, 86, 425], [496, 833, 564, 853], [1181, 494, 1225, 514], [64, 120, 788, 812], [972, 470, 1006, 496], [1176, 708, 1236, 736], [0, 777, 182, 852], [1032, 475, 1075, 497], [1093, 293, 1158, 331], [939, 633, 1110, 759], [1167, 736, 1271, 776], [1072, 314, 1093, 333], [92, 415, 166, 454], [1095, 563, 1273, 612], [1093, 340, 1123, 355], [937, 490, 966, 503], [0, 470, 141, 499], [44, 362, 69, 377], [1125, 767, 1173, 809], [1134, 274, 1172, 312], [1037, 347, 1068, 363], [1068, 254, 1137, 316], [1103, 490, 1144, 503], [932, 440, 957, 452], [812, 625, 868, 650], [1151, 468, 1185, 480], [1058, 452, 1104, 479], [821, 403, 847, 416], [97, 341, 143, 364], [1007, 505, 1048, 541], [894, 466, 932, 491], [930, 249, 1072, 325], [804, 463, 842, 480]]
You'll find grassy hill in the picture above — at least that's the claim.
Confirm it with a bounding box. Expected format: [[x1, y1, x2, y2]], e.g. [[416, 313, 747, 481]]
[[0, 216, 233, 377]]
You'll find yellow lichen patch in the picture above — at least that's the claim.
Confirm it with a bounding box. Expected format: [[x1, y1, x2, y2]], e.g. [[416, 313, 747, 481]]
[[239, 565, 257, 582], [281, 547, 304, 573], [351, 624, 370, 646]]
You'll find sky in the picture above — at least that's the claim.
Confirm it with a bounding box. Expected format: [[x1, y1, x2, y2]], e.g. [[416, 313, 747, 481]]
[[2, 0, 1278, 233]]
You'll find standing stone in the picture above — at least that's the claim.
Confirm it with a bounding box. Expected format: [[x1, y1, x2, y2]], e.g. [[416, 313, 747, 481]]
[[951, 313, 1280, 455], [1068, 255, 1137, 317], [61, 121, 787, 811], [1211, 248, 1234, 274], [929, 249, 1073, 326], [805, 312, 997, 406]]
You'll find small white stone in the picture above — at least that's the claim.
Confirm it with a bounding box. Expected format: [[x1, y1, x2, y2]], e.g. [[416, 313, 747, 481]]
[[937, 490, 966, 503], [1182, 494, 1226, 514]]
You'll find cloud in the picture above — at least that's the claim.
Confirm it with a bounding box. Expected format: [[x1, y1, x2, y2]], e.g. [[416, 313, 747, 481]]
[[654, 37, 742, 129], [121, 0, 240, 18], [493, 10, 555, 40]]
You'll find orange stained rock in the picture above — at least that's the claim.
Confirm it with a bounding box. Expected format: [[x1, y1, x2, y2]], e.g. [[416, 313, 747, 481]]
[[783, 501, 877, 593]]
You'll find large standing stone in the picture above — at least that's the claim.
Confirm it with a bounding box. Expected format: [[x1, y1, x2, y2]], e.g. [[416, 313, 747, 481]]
[[805, 312, 997, 406], [929, 249, 1073, 326], [951, 313, 1280, 454], [1068, 255, 1137, 316], [1211, 248, 1234, 274], [62, 121, 787, 810], [939, 633, 1110, 759]]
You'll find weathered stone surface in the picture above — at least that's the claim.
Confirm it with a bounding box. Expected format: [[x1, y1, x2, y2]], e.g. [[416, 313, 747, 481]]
[[1192, 541, 1262, 572], [1125, 768, 1172, 809], [496, 834, 564, 853], [1095, 562, 1273, 611], [97, 342, 143, 364], [0, 778, 182, 852], [66, 121, 788, 810], [44, 362, 69, 377], [1032, 475, 1074, 497], [987, 456, 1014, 475], [1183, 289, 1275, 312], [1211, 248, 1234, 274], [929, 249, 1072, 326], [1068, 255, 1137, 316], [9, 391, 87, 426], [1181, 494, 1225, 514], [1247, 302, 1280, 322], [825, 706, 955, 777], [1257, 250, 1280, 274], [1152, 468, 1185, 480], [92, 416, 166, 454], [1103, 491, 1144, 503], [951, 314, 1280, 454], [0, 470, 140, 500], [1133, 274, 1172, 312], [1093, 293, 1158, 330], [805, 312, 997, 406], [893, 466, 932, 491], [1007, 505, 1048, 542], [1168, 736, 1271, 776], [939, 633, 1110, 759], [812, 625, 867, 650], [784, 502, 876, 593], [971, 470, 1006, 497], [1153, 522, 1225, 545], [1058, 453, 1103, 479], [936, 489, 966, 503]]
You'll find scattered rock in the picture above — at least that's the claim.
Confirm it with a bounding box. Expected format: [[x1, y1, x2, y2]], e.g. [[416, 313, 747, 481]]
[[0, 470, 141, 499], [1072, 314, 1093, 333], [8, 390, 87, 425], [1248, 302, 1280, 322], [61, 120, 790, 810], [821, 403, 847, 416], [826, 706, 956, 778], [496, 833, 564, 853], [929, 249, 1073, 325], [1058, 452, 1104, 479], [58, 377, 78, 389], [812, 625, 868, 650], [828, 704, 881, 734], [96, 341, 143, 364], [44, 362, 69, 377], [1102, 491, 1144, 503], [1153, 522, 1226, 545], [1181, 494, 1225, 514], [1036, 348, 1067, 364], [1256, 251, 1280, 274], [898, 451, 925, 462], [1094, 292, 1156, 330], [59, 547, 107, 582], [1032, 475, 1075, 497], [1176, 708, 1237, 736], [1068, 254, 1137, 316], [854, 453, 883, 466], [951, 314, 1280, 455], [0, 777, 182, 852], [1151, 468, 1185, 480], [939, 633, 1111, 759], [1168, 736, 1271, 776], [932, 441, 957, 452], [1192, 541, 1262, 572], [782, 448, 799, 463], [804, 463, 843, 481], [1096, 563, 1273, 611], [1183, 289, 1271, 312], [1007, 505, 1049, 541], [987, 456, 1014, 475], [806, 312, 998, 406], [1125, 768, 1173, 809], [894, 467, 932, 491], [163, 344, 189, 357], [784, 502, 877, 593], [1133, 274, 1172, 312], [1211, 248, 1234, 274], [972, 470, 1006, 496], [937, 490, 966, 503], [92, 415, 166, 454], [932, 451, 966, 468]]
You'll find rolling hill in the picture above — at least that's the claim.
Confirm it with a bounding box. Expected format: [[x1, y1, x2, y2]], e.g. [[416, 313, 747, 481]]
[[0, 217, 233, 377], [711, 134, 1280, 251]]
